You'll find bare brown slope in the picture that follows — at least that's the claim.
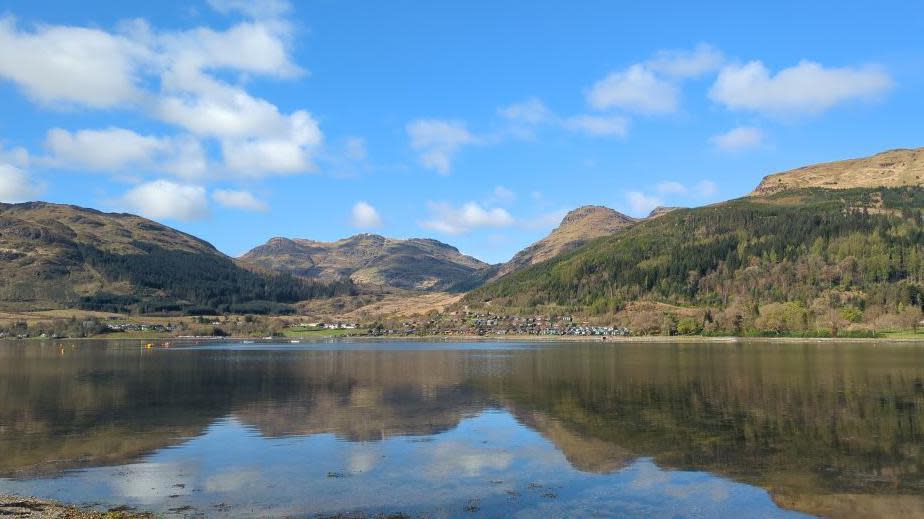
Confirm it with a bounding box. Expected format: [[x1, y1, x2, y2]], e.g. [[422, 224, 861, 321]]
[[751, 147, 924, 196], [493, 205, 635, 279], [240, 233, 489, 291]]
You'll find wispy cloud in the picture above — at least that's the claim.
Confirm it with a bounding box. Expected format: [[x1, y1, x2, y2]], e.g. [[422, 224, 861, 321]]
[[406, 119, 478, 174], [212, 189, 267, 212], [710, 126, 764, 151]]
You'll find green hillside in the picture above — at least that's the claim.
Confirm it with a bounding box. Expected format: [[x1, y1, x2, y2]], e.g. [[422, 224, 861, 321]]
[[467, 187, 924, 336]]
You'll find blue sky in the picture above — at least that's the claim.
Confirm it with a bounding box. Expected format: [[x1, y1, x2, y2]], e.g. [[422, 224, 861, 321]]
[[0, 0, 921, 263]]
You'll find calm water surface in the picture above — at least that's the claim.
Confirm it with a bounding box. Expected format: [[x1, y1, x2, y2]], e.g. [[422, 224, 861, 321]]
[[1, 340, 923, 518]]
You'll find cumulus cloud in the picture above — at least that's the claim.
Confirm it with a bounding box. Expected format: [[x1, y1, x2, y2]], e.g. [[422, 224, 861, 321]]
[[121, 179, 208, 221], [0, 17, 148, 108], [626, 191, 663, 215], [212, 189, 267, 212], [420, 201, 514, 235], [646, 43, 724, 78], [44, 127, 207, 178], [710, 126, 764, 151], [0, 6, 322, 180], [709, 60, 892, 116], [350, 201, 382, 228], [564, 115, 629, 137], [407, 119, 477, 174], [0, 163, 42, 202], [588, 64, 679, 114]]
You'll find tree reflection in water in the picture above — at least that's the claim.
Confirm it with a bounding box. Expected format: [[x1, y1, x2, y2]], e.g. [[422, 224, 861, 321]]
[[0, 341, 921, 518]]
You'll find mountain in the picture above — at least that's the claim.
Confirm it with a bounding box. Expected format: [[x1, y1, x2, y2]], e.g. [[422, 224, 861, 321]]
[[752, 147, 924, 196], [492, 206, 636, 280], [468, 185, 924, 335], [240, 233, 490, 291], [0, 202, 351, 313]]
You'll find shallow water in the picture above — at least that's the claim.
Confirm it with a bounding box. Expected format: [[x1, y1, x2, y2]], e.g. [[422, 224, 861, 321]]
[[0, 340, 922, 518]]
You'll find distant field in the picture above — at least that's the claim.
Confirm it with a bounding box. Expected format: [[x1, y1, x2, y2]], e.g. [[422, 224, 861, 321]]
[[283, 326, 368, 338]]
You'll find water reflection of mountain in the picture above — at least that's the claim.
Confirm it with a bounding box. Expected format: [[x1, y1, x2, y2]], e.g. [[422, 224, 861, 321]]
[[1, 341, 923, 518]]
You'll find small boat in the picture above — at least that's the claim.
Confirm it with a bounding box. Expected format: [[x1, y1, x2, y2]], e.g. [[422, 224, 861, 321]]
[[242, 340, 255, 344], [290, 340, 300, 344]]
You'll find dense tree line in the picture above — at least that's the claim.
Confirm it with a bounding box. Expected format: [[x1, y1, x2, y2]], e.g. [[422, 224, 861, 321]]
[[77, 242, 356, 314], [469, 187, 924, 335]]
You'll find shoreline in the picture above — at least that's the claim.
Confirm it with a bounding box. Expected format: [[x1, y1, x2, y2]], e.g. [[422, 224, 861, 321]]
[[6, 333, 924, 344], [0, 494, 152, 518]]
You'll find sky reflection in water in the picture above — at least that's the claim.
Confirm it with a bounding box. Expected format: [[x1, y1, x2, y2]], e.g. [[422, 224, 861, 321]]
[[1, 340, 922, 518]]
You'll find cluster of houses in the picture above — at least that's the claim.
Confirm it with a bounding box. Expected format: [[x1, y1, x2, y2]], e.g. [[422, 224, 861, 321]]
[[105, 322, 173, 333], [364, 311, 631, 337], [301, 322, 358, 330], [472, 314, 629, 336]]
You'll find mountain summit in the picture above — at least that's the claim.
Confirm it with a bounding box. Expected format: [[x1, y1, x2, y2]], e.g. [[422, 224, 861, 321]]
[[751, 147, 924, 196], [493, 205, 636, 279], [239, 234, 489, 291]]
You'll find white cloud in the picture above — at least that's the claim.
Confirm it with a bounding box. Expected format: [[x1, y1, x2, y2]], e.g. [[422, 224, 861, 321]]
[[0, 17, 148, 108], [587, 64, 679, 114], [646, 43, 724, 78], [350, 201, 382, 228], [696, 180, 718, 197], [626, 191, 663, 215], [219, 115, 322, 177], [44, 127, 207, 178], [0, 144, 28, 168], [564, 115, 629, 137], [709, 60, 892, 116], [0, 12, 321, 180], [46, 128, 160, 170], [498, 97, 553, 125], [121, 180, 208, 221], [157, 21, 302, 81], [420, 201, 514, 235], [656, 181, 687, 195], [0, 163, 42, 203], [406, 119, 477, 174], [212, 189, 267, 212], [710, 126, 764, 151]]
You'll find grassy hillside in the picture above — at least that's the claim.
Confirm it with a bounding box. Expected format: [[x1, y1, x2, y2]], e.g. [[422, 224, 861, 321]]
[[0, 202, 354, 314], [467, 187, 924, 335]]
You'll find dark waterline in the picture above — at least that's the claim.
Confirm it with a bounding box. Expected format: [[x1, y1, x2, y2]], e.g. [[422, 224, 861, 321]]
[[1, 340, 922, 518]]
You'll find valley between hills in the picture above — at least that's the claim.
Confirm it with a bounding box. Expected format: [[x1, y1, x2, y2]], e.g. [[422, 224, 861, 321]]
[[2, 147, 924, 340]]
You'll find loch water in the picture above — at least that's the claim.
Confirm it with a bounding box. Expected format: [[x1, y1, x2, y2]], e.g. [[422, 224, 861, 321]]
[[1, 340, 922, 518]]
